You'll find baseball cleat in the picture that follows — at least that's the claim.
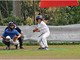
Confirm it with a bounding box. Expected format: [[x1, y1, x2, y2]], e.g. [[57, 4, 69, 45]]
[[20, 46, 24, 49], [38, 47, 48, 50], [6, 46, 10, 50], [45, 47, 48, 50], [38, 47, 45, 50]]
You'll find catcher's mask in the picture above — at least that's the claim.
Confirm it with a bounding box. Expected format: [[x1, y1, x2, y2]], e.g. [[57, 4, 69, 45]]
[[8, 22, 15, 30]]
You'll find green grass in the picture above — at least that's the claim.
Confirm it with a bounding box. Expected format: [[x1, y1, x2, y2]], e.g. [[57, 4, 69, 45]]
[[0, 45, 80, 59]]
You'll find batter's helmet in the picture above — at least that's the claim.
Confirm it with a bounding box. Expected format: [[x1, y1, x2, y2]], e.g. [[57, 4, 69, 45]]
[[36, 15, 43, 21]]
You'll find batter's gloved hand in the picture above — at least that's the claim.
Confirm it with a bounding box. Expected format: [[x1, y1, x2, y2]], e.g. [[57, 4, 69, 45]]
[[33, 30, 36, 32]]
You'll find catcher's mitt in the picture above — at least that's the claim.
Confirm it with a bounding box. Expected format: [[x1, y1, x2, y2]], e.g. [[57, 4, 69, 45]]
[[5, 36, 11, 42], [5, 39, 10, 42]]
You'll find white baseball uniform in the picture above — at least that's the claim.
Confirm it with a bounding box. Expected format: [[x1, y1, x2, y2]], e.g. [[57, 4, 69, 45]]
[[37, 21, 50, 48]]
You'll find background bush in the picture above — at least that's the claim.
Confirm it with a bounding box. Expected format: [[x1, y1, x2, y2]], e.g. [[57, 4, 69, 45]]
[[0, 15, 23, 26], [26, 17, 33, 25]]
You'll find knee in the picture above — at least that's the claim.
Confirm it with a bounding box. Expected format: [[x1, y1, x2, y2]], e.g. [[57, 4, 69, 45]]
[[42, 36, 46, 39], [2, 40, 10, 45]]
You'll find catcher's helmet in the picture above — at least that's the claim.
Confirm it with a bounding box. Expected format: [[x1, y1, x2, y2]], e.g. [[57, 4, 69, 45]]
[[36, 15, 43, 21], [8, 22, 14, 26], [8, 22, 15, 29]]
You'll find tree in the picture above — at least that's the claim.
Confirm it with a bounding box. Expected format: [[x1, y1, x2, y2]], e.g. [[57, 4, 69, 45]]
[[0, 1, 12, 18], [13, 1, 22, 17]]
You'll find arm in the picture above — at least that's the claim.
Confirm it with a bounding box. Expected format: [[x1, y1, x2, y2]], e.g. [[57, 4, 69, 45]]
[[17, 34, 21, 38], [33, 27, 40, 32], [13, 34, 21, 42], [13, 30, 21, 42], [1, 31, 6, 39], [1, 36, 6, 39]]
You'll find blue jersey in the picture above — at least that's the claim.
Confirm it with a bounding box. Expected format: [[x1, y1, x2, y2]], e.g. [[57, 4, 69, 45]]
[[2, 29, 20, 39]]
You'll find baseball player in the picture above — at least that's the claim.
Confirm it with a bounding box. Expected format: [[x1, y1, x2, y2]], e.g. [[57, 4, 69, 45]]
[[33, 15, 50, 50], [5, 22, 24, 49], [1, 22, 21, 50], [13, 22, 24, 49]]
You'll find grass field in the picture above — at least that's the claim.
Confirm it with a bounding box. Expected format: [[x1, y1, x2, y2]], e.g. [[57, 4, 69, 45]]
[[0, 45, 80, 59]]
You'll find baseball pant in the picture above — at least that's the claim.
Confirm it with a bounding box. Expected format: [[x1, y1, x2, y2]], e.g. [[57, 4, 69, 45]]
[[2, 40, 10, 47], [18, 37, 23, 48], [2, 39, 19, 46], [38, 32, 50, 48]]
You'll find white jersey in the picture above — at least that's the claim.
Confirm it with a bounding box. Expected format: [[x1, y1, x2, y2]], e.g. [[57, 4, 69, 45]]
[[37, 21, 50, 33]]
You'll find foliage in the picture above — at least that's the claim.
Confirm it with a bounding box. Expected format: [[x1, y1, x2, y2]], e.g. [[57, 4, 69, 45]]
[[0, 15, 23, 26], [21, 1, 34, 18], [0, 1, 80, 26], [43, 6, 80, 25], [26, 17, 33, 25], [0, 1, 12, 18]]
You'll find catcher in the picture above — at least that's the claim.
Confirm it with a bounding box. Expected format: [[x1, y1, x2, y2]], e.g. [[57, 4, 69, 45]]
[[1, 22, 21, 50]]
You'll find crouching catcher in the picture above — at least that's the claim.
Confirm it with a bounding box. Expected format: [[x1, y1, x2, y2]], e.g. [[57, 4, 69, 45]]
[[1, 22, 21, 50]]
